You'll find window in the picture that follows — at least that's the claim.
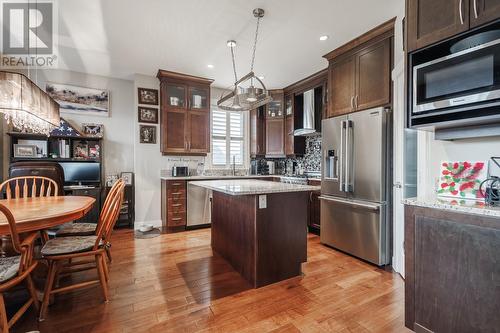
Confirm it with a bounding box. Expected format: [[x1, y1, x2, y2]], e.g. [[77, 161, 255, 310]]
[[211, 109, 245, 167]]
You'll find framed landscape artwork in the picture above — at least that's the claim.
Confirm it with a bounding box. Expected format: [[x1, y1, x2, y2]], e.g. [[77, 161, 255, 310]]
[[138, 107, 158, 124], [46, 82, 110, 116], [138, 88, 159, 105]]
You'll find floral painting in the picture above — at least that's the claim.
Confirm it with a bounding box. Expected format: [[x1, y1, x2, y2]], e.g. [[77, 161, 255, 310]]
[[438, 161, 487, 199]]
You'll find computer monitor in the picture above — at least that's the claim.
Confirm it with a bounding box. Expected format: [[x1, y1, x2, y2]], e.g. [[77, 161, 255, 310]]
[[59, 162, 100, 184]]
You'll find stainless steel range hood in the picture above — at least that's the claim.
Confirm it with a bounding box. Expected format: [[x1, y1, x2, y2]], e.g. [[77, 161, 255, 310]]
[[294, 89, 318, 136]]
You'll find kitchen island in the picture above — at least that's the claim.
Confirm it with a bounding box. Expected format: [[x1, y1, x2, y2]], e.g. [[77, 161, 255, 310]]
[[191, 179, 319, 288]]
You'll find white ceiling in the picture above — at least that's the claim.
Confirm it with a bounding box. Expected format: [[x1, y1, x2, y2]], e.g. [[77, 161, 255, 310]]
[[56, 0, 402, 88]]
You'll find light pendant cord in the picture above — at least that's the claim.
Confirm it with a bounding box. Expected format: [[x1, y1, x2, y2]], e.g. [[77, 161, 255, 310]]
[[230, 45, 238, 84], [250, 16, 260, 73]]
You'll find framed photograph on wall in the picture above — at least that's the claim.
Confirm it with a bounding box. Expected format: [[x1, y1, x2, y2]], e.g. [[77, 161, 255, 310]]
[[120, 172, 134, 185], [139, 125, 157, 144], [46, 82, 110, 117], [82, 123, 104, 138], [13, 144, 37, 158], [138, 88, 159, 105], [138, 107, 158, 124]]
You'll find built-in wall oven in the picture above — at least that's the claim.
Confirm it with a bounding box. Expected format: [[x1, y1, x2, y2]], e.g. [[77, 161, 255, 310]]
[[413, 32, 500, 116]]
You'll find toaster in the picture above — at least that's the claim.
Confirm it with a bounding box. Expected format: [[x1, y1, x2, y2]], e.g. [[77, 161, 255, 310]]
[[172, 166, 189, 177]]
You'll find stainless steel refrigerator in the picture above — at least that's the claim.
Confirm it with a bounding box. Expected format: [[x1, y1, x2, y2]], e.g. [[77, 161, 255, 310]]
[[320, 107, 392, 266]]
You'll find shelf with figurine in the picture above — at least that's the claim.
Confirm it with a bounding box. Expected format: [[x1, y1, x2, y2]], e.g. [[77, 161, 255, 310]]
[[8, 118, 103, 163]]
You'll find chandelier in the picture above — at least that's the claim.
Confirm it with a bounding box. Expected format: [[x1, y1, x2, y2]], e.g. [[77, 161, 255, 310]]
[[217, 8, 272, 112], [0, 71, 60, 135]]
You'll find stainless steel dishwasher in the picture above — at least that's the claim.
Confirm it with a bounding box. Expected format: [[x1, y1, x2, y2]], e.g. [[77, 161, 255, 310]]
[[187, 182, 212, 227]]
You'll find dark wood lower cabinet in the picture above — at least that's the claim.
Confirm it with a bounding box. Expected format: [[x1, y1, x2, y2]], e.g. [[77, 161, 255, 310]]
[[161, 180, 187, 232], [211, 190, 308, 288], [307, 179, 321, 233], [405, 205, 500, 333], [66, 187, 101, 224]]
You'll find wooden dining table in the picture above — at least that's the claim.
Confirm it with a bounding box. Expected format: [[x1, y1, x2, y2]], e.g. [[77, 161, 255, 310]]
[[0, 196, 96, 235]]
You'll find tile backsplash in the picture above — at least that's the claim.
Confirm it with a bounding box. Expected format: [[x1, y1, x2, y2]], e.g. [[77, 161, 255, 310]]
[[252, 135, 322, 175]]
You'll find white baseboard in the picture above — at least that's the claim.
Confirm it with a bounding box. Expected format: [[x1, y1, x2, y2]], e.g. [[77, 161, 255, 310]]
[[133, 219, 162, 230]]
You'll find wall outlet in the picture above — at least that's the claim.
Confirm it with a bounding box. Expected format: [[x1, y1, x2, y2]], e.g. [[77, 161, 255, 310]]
[[258, 195, 267, 209]]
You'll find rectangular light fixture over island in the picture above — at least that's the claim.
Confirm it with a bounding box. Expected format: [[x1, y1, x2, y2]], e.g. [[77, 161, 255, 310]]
[[0, 71, 60, 135]]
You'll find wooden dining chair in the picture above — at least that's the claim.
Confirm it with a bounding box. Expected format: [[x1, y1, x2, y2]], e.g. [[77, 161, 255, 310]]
[[0, 203, 39, 333], [38, 180, 125, 321], [0, 176, 59, 199], [55, 180, 125, 257], [0, 176, 60, 245]]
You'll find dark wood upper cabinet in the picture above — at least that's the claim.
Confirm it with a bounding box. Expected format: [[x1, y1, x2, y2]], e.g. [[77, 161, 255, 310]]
[[406, 0, 500, 52], [407, 0, 469, 52], [328, 57, 356, 117], [470, 0, 500, 27], [284, 94, 298, 157], [265, 118, 285, 157], [323, 18, 394, 118], [163, 110, 188, 153], [265, 90, 285, 158], [157, 70, 213, 155], [356, 38, 392, 111], [284, 115, 294, 156], [250, 106, 266, 157], [188, 111, 210, 153]]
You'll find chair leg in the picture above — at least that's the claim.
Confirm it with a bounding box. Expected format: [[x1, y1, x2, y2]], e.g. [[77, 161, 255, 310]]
[[40, 230, 49, 244], [105, 246, 112, 263], [0, 294, 9, 333], [39, 260, 58, 321], [25, 274, 40, 313], [101, 255, 109, 282], [95, 254, 109, 303]]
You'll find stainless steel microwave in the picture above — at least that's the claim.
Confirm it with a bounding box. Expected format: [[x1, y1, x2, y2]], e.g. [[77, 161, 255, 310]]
[[413, 38, 500, 115]]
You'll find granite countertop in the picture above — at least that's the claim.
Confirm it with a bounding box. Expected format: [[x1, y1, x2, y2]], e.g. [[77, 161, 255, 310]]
[[190, 179, 320, 196], [403, 195, 500, 218], [160, 175, 277, 181]]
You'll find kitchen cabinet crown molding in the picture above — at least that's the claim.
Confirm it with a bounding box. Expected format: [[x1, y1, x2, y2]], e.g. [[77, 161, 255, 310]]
[[283, 68, 328, 95], [157, 69, 214, 85], [323, 17, 396, 61]]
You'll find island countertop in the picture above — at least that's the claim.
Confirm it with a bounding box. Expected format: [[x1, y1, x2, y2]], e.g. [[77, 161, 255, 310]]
[[403, 195, 500, 218], [190, 179, 320, 196]]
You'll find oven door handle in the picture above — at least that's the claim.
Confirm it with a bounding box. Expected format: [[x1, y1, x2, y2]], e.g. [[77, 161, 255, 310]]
[[459, 0, 464, 25]]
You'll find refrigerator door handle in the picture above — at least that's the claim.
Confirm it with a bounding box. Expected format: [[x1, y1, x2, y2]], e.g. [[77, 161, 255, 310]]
[[339, 120, 345, 192], [319, 196, 380, 211], [345, 119, 353, 192]]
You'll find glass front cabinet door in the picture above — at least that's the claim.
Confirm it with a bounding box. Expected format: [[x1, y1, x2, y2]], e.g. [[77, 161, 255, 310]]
[[188, 86, 209, 111], [266, 90, 284, 118], [166, 84, 187, 109]]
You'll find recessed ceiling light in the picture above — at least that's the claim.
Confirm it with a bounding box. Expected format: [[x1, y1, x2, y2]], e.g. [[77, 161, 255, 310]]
[[207, 64, 214, 69], [319, 35, 329, 41], [258, 76, 265, 80]]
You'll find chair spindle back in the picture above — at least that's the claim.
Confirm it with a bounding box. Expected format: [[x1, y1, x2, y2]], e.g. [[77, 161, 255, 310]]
[[0, 176, 59, 199], [94, 179, 125, 249]]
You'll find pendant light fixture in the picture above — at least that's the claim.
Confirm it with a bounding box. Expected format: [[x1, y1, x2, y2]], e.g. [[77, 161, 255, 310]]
[[0, 0, 60, 135], [0, 71, 60, 135], [217, 8, 272, 112]]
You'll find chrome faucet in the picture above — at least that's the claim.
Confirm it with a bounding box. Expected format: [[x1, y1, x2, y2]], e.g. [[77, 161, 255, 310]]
[[232, 155, 236, 176]]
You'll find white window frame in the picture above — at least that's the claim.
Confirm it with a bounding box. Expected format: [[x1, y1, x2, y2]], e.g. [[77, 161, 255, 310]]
[[210, 107, 249, 169]]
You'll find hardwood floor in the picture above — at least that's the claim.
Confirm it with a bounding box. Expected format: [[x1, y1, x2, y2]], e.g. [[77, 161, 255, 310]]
[[9, 229, 410, 333]]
